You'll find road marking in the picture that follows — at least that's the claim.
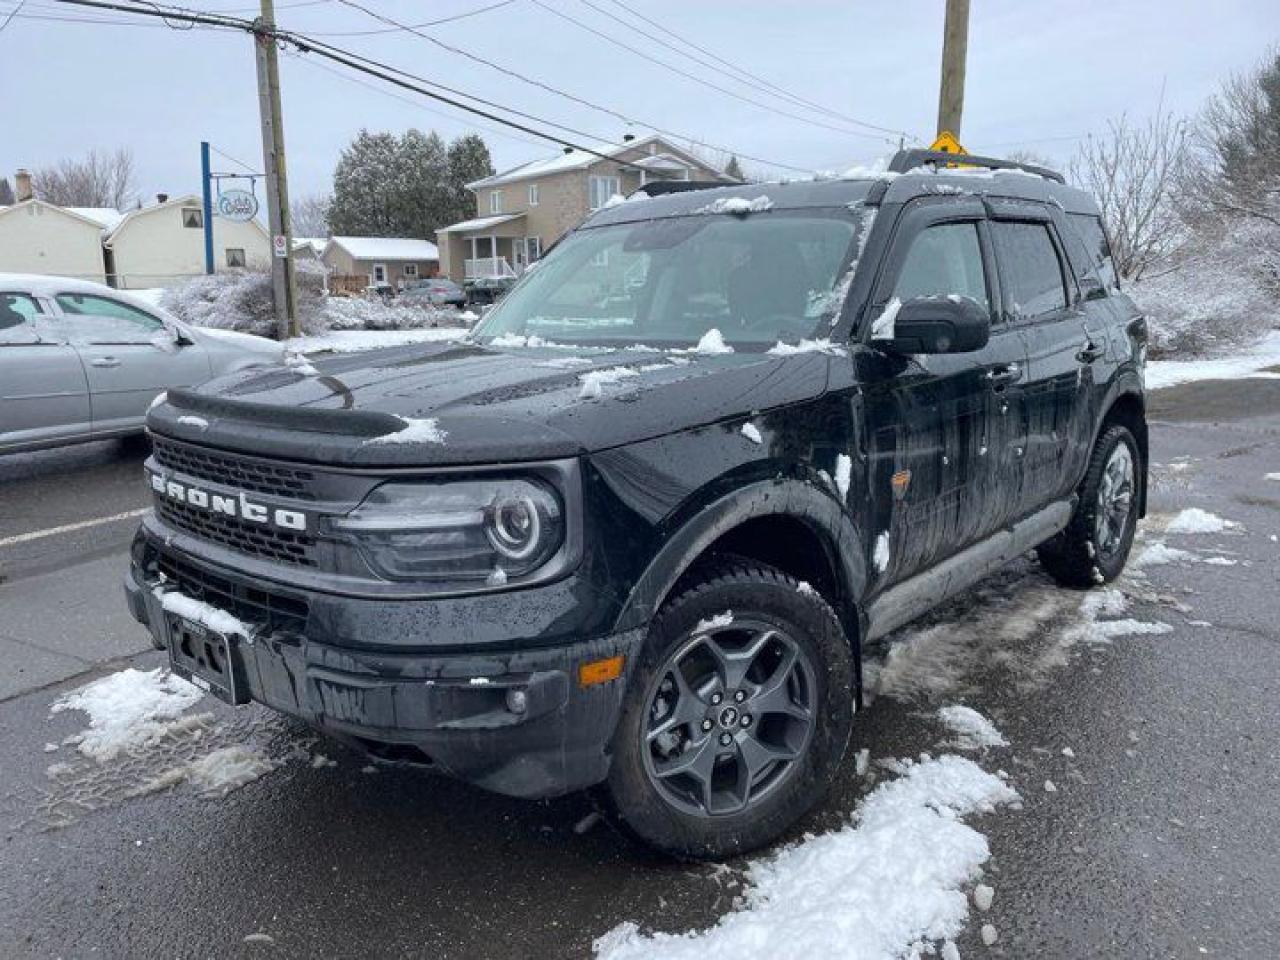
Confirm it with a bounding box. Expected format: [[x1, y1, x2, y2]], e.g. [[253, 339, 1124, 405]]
[[0, 508, 150, 548]]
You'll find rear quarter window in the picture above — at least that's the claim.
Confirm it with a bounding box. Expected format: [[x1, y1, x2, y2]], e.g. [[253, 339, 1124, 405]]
[[0, 293, 44, 344]]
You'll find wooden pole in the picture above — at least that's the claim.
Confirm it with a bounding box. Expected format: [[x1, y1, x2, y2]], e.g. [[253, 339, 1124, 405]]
[[936, 0, 970, 139]]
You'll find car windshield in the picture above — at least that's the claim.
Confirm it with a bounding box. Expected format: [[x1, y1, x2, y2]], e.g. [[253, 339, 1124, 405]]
[[472, 211, 859, 349]]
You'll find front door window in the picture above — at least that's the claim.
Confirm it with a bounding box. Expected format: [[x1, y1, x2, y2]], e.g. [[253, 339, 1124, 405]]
[[373, 264, 387, 284]]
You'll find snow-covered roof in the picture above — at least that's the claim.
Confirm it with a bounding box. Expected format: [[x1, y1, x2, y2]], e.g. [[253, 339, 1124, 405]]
[[66, 207, 124, 231], [466, 134, 731, 190], [327, 236, 439, 261], [435, 213, 525, 234]]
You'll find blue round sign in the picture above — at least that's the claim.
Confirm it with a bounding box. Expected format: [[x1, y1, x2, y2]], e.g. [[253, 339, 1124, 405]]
[[217, 189, 259, 222]]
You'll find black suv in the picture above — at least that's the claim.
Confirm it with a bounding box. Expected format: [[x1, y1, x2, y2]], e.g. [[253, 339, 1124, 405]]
[[126, 151, 1148, 859]]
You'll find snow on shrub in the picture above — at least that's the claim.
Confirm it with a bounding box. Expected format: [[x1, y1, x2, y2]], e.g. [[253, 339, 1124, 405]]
[[160, 265, 461, 339]]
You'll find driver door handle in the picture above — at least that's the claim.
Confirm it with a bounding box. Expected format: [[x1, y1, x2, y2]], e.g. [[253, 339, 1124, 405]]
[[985, 362, 1022, 387], [90, 357, 121, 368], [1077, 341, 1105, 364]]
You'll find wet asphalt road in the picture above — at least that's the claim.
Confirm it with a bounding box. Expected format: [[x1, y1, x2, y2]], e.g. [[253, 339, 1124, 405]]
[[0, 380, 1277, 960]]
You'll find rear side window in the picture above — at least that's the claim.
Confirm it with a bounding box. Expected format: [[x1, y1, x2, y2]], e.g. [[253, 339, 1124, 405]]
[[991, 221, 1067, 320], [0, 293, 44, 344], [54, 293, 166, 344], [1067, 213, 1119, 293], [892, 222, 989, 309]]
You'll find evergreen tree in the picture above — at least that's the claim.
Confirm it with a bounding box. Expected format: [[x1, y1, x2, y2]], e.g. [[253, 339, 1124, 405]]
[[0, 177, 13, 205], [724, 155, 745, 182], [445, 134, 494, 225], [328, 130, 403, 236]]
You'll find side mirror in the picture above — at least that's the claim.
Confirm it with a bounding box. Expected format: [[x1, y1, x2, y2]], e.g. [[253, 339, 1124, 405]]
[[872, 296, 990, 354], [170, 325, 196, 347]]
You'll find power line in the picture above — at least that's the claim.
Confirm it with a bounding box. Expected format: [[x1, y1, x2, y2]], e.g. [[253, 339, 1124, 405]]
[[528, 0, 898, 144], [209, 143, 259, 173], [326, 0, 818, 173], [596, 0, 915, 142], [53, 0, 818, 175], [292, 0, 517, 37], [0, 0, 30, 31]]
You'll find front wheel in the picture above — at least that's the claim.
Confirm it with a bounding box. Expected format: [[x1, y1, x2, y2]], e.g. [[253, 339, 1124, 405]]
[[602, 560, 853, 860], [1038, 424, 1142, 587]]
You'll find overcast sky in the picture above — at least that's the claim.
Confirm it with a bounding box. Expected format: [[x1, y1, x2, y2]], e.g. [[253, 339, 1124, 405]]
[[1, 0, 1276, 207]]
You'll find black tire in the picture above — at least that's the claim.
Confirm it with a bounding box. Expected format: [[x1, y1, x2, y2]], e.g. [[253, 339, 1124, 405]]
[[1037, 424, 1142, 588], [601, 559, 854, 860]]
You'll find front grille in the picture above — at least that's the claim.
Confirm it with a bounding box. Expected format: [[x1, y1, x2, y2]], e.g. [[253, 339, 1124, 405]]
[[152, 437, 317, 501], [156, 497, 318, 568], [150, 547, 310, 639]]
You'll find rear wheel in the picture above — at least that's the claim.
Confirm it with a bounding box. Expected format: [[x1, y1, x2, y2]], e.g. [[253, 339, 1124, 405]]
[[602, 560, 853, 860], [1038, 424, 1141, 587]]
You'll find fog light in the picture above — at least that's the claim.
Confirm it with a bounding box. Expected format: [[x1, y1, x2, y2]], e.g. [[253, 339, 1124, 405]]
[[505, 689, 528, 714]]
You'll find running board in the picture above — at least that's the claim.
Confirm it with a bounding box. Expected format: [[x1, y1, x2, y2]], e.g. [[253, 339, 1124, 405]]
[[866, 499, 1075, 642]]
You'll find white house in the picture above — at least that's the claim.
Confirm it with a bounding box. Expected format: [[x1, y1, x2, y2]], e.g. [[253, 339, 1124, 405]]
[[104, 194, 272, 289], [0, 199, 120, 285]]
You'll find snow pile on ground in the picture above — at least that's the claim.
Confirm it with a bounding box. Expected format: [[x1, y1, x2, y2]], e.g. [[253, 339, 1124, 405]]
[[51, 668, 205, 761], [1134, 542, 1194, 567], [1165, 508, 1238, 534], [594, 756, 1017, 960], [1145, 331, 1280, 389], [1063, 588, 1172, 645], [136, 744, 282, 798], [363, 416, 447, 445], [938, 705, 1009, 751], [284, 326, 467, 354]]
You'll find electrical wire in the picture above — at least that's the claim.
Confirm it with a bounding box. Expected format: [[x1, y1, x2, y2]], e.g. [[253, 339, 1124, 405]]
[[293, 0, 517, 37], [528, 0, 898, 144], [209, 143, 260, 174]]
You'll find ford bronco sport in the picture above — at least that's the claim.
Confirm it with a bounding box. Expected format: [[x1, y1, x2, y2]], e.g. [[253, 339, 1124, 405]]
[[126, 150, 1148, 859]]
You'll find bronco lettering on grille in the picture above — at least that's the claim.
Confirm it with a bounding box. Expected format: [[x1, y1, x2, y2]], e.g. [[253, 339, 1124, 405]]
[[149, 472, 308, 532]]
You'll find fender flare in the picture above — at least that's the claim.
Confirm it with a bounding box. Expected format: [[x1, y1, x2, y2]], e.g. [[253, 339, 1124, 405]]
[[1091, 368, 1148, 514], [611, 475, 868, 652]]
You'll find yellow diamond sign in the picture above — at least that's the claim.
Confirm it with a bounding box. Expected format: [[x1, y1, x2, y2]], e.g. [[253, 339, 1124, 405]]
[[930, 131, 968, 155]]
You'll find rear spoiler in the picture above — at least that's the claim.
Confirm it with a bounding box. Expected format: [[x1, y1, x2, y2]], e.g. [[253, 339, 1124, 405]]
[[887, 149, 1066, 184]]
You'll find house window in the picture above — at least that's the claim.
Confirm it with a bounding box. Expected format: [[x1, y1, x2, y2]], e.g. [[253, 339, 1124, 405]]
[[528, 183, 539, 206], [591, 249, 609, 268], [489, 190, 502, 214], [526, 236, 541, 261], [225, 248, 246, 268], [372, 264, 387, 284], [182, 207, 203, 228], [404, 263, 418, 278], [589, 175, 620, 210]]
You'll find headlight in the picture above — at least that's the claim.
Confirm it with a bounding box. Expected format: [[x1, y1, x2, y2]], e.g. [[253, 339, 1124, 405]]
[[329, 478, 564, 584]]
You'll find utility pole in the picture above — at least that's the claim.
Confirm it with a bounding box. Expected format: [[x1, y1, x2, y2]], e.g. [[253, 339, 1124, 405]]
[[936, 0, 970, 140], [253, 0, 299, 339]]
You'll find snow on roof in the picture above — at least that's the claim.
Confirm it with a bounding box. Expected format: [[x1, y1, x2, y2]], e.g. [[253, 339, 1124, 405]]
[[466, 134, 730, 190], [66, 207, 124, 231], [435, 213, 525, 234], [327, 236, 439, 261]]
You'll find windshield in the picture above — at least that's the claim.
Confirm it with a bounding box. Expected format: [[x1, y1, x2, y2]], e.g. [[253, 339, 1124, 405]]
[[473, 211, 858, 349]]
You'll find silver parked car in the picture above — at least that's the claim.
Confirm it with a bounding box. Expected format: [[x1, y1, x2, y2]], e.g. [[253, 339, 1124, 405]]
[[0, 274, 283, 454]]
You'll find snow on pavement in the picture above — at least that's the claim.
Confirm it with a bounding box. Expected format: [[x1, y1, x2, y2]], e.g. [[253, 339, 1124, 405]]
[[285, 327, 467, 354], [594, 756, 1017, 960], [938, 705, 1009, 751], [1145, 330, 1280, 389], [1164, 508, 1239, 534], [51, 668, 205, 762]]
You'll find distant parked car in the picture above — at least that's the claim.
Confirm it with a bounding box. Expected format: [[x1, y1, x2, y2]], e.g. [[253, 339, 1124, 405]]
[[465, 276, 516, 306], [0, 273, 283, 455], [402, 278, 467, 308]]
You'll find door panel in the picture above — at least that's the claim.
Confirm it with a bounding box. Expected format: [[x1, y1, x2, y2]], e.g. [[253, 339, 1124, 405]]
[[0, 294, 92, 450], [49, 292, 212, 435], [857, 199, 1029, 590], [988, 211, 1095, 515]]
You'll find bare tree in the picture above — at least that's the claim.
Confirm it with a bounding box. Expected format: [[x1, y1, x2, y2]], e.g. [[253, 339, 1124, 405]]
[[290, 192, 332, 238], [33, 148, 137, 209], [1004, 148, 1056, 170], [1069, 112, 1189, 280], [1179, 49, 1280, 228]]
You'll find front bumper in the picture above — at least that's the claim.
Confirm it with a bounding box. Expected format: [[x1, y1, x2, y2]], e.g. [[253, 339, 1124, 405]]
[[126, 531, 643, 799]]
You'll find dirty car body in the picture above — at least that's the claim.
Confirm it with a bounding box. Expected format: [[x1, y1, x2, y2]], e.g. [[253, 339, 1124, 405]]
[[126, 153, 1148, 856]]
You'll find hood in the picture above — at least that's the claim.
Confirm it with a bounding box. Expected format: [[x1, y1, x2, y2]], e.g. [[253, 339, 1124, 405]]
[[151, 340, 833, 467]]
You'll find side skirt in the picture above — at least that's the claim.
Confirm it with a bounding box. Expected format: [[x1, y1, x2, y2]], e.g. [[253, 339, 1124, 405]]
[[865, 498, 1075, 643]]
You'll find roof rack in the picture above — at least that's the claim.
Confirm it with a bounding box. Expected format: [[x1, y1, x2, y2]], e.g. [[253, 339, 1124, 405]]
[[887, 149, 1066, 184]]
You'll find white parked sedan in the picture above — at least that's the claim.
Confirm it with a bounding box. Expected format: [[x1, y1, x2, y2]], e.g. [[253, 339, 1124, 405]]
[[0, 273, 283, 454]]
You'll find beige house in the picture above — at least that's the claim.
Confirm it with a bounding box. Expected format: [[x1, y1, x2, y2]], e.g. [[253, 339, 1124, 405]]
[[322, 237, 440, 292], [0, 172, 121, 284], [105, 194, 271, 289], [437, 135, 734, 283]]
